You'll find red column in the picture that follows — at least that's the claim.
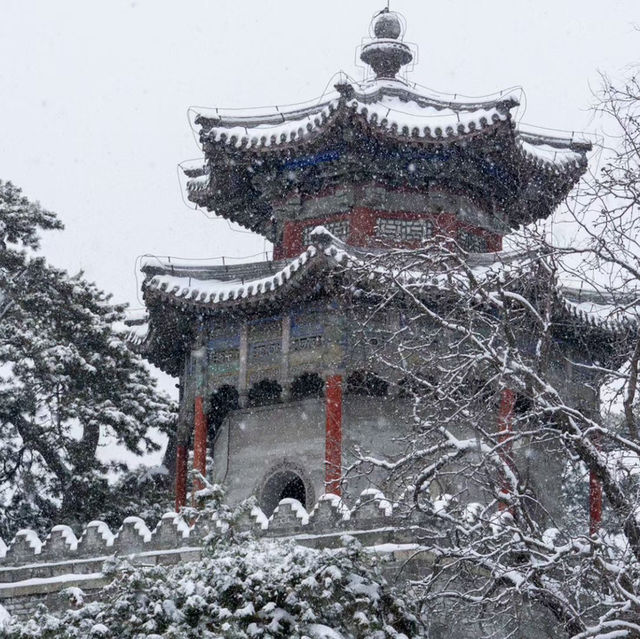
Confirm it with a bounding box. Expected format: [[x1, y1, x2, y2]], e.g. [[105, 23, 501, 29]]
[[589, 433, 602, 535], [498, 388, 516, 509], [325, 375, 343, 496], [193, 396, 207, 495], [175, 444, 188, 512], [498, 389, 516, 445], [589, 471, 603, 536]]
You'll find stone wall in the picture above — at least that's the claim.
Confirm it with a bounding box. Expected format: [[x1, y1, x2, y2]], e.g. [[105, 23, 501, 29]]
[[0, 490, 431, 620]]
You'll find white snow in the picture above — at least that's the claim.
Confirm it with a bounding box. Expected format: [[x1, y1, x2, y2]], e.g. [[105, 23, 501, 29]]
[[11, 529, 42, 554], [156, 512, 190, 538], [62, 586, 85, 606], [90, 623, 109, 636], [250, 505, 269, 530], [0, 571, 104, 590], [518, 140, 583, 166], [0, 604, 10, 629], [356, 488, 393, 517], [307, 624, 345, 639], [433, 494, 453, 514], [365, 543, 421, 553], [146, 246, 316, 305], [205, 102, 337, 149], [272, 498, 310, 525], [351, 93, 507, 138], [542, 528, 561, 547], [312, 493, 351, 520]]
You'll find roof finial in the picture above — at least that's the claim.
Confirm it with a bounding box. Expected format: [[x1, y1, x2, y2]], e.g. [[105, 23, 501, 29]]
[[360, 10, 412, 79]]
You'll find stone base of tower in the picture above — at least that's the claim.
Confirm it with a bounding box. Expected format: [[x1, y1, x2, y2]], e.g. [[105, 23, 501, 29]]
[[210, 396, 413, 515]]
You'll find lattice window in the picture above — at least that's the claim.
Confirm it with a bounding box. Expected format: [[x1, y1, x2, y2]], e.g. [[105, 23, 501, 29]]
[[291, 335, 323, 351], [302, 220, 350, 246], [458, 230, 488, 253], [250, 341, 281, 361], [375, 218, 434, 242], [210, 349, 239, 364]]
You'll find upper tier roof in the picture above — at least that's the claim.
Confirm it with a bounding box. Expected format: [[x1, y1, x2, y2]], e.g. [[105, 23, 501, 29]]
[[182, 9, 591, 242], [191, 79, 587, 169], [185, 76, 590, 237]]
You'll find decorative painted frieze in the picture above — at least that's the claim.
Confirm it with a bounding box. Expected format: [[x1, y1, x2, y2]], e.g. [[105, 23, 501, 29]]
[[375, 217, 434, 242]]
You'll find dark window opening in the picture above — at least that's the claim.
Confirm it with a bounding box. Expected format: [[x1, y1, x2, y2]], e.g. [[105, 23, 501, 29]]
[[279, 475, 306, 503], [514, 393, 533, 415], [290, 372, 325, 400], [346, 370, 388, 397], [208, 385, 239, 445], [248, 379, 282, 407]]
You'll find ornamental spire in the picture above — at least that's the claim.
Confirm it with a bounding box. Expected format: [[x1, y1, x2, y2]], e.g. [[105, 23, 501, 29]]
[[360, 9, 413, 79]]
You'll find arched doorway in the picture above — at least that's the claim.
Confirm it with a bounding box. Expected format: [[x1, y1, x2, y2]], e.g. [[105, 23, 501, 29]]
[[261, 469, 308, 516]]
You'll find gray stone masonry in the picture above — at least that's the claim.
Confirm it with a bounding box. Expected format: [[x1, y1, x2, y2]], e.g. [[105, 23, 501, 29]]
[[0, 490, 436, 620]]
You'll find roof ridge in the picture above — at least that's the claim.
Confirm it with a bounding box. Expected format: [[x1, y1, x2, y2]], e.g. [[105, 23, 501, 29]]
[[193, 79, 520, 131]]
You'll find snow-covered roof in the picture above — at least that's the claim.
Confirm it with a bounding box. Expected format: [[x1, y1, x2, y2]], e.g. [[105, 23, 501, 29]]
[[184, 76, 590, 238], [122, 309, 149, 348], [143, 247, 318, 308], [194, 81, 514, 148], [141, 229, 627, 341], [558, 288, 638, 335], [181, 8, 592, 242], [190, 79, 587, 171]]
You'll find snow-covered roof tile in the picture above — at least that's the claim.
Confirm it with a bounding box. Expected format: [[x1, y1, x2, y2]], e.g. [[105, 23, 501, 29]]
[[144, 245, 318, 308], [142, 229, 627, 338], [192, 80, 516, 152]]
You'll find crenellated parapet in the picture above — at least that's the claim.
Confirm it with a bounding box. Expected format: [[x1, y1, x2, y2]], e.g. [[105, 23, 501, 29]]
[[0, 488, 435, 620]]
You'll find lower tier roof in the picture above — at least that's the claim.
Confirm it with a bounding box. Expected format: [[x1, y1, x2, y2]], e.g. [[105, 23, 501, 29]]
[[133, 229, 631, 375]]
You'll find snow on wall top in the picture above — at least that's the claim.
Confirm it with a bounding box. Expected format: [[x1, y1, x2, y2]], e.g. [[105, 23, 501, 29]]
[[0, 489, 401, 571]]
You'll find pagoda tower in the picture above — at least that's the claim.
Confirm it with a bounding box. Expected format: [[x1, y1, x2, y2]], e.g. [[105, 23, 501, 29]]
[[138, 10, 598, 517]]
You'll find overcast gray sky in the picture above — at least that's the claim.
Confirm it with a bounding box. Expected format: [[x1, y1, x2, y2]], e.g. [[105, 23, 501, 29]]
[[0, 0, 638, 311]]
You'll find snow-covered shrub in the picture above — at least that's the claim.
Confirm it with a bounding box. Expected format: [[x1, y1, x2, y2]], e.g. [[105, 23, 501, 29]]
[[5, 535, 425, 638]]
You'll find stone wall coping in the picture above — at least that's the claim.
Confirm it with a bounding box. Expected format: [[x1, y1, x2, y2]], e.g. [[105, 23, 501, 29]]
[[0, 572, 107, 598], [285, 524, 406, 541], [0, 555, 111, 575]]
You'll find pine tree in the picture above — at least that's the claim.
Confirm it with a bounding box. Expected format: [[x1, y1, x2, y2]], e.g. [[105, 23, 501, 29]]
[[0, 181, 176, 538]]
